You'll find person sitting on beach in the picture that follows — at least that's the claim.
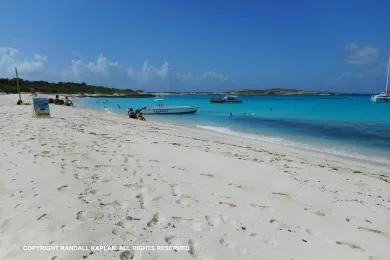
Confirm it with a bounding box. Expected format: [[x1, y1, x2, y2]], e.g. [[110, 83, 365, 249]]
[[128, 108, 137, 119], [137, 112, 146, 121], [54, 95, 60, 104], [64, 96, 73, 106], [54, 95, 64, 105], [30, 88, 37, 97]]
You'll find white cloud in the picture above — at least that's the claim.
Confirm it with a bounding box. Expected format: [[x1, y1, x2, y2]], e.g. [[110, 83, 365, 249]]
[[63, 54, 126, 86], [126, 61, 230, 91], [345, 43, 379, 65], [127, 61, 175, 85], [63, 54, 230, 91], [332, 44, 389, 92], [0, 47, 47, 77], [0, 47, 230, 91]]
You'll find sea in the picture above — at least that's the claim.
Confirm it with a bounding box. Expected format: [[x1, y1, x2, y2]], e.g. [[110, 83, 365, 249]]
[[76, 94, 390, 166]]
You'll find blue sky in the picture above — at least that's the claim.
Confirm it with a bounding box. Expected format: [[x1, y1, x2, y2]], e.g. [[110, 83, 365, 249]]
[[0, 0, 389, 93]]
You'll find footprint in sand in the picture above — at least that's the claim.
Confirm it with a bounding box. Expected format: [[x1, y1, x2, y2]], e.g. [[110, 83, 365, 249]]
[[147, 213, 159, 227], [136, 193, 145, 209], [37, 213, 47, 221], [0, 218, 12, 232], [76, 211, 85, 221], [219, 236, 237, 249], [165, 235, 176, 244], [169, 184, 181, 197], [250, 203, 271, 210], [200, 173, 214, 178], [358, 226, 388, 237], [335, 241, 364, 251], [170, 216, 202, 231], [115, 221, 126, 228], [271, 192, 290, 198], [205, 215, 221, 227], [151, 196, 163, 202], [304, 206, 326, 217], [112, 226, 136, 240], [188, 239, 197, 257], [119, 249, 135, 260], [218, 201, 237, 208], [57, 185, 68, 191], [76, 210, 104, 222], [176, 195, 198, 207], [312, 210, 326, 217], [164, 235, 190, 246]]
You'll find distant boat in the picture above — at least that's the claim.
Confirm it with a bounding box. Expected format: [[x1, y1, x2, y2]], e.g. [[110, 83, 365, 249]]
[[210, 94, 242, 103], [225, 95, 242, 103], [372, 55, 390, 103], [141, 98, 198, 115], [209, 94, 226, 103]]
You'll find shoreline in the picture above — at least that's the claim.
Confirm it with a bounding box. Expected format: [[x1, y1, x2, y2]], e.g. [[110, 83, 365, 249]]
[[75, 97, 390, 169], [1, 94, 389, 260]]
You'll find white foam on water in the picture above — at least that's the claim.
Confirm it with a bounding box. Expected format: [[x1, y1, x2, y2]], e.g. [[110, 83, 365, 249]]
[[196, 124, 390, 166]]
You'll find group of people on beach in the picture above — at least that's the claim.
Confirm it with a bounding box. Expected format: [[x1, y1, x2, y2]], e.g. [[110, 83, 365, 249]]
[[49, 95, 73, 106], [128, 107, 146, 121]]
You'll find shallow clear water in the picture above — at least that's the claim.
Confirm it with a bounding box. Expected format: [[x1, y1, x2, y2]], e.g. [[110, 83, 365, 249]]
[[77, 95, 390, 165]]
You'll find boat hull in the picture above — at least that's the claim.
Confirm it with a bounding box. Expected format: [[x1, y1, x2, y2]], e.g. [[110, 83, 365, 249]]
[[209, 95, 242, 103], [142, 106, 198, 115], [372, 94, 390, 102]]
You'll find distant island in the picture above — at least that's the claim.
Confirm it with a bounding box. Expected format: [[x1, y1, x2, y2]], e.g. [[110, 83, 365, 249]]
[[0, 78, 336, 97], [225, 88, 333, 95], [0, 78, 154, 97]]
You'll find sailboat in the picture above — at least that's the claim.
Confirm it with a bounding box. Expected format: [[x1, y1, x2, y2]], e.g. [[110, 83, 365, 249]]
[[372, 55, 390, 103]]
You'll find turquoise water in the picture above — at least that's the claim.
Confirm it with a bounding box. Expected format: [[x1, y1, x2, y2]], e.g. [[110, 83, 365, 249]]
[[77, 95, 390, 165]]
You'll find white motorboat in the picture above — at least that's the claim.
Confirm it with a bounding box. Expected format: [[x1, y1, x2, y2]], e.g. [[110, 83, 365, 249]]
[[225, 95, 242, 103], [141, 98, 198, 115], [372, 55, 390, 103], [209, 94, 226, 103], [209, 94, 242, 103]]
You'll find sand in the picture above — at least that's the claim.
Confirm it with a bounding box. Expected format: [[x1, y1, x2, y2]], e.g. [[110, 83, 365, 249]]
[[0, 94, 389, 260]]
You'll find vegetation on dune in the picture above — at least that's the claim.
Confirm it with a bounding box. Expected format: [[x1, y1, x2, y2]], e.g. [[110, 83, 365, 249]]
[[0, 78, 153, 97]]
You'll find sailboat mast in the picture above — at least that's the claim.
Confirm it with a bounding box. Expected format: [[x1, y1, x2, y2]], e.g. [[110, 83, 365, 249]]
[[386, 55, 390, 95]]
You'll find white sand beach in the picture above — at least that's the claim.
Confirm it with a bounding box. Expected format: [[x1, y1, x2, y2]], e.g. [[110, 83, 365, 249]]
[[0, 94, 389, 260]]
